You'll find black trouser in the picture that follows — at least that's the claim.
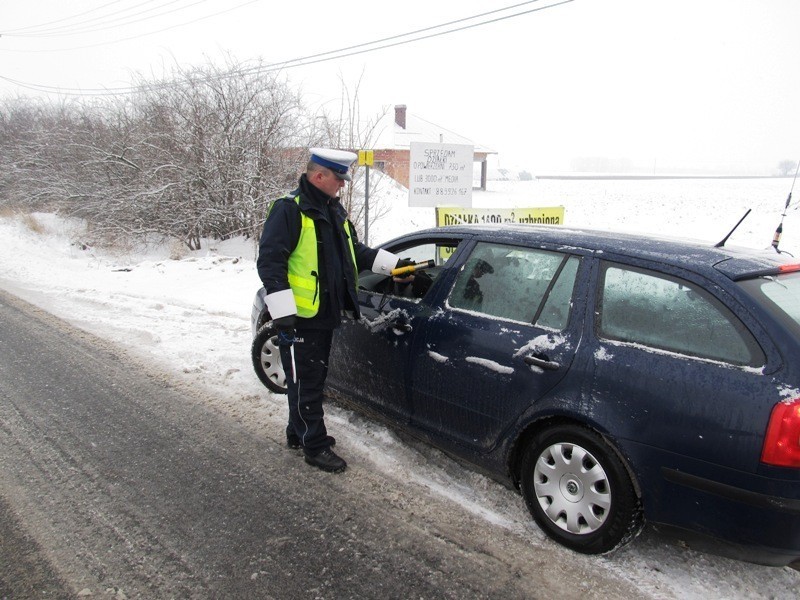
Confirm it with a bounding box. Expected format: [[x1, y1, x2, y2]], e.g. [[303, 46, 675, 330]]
[[279, 328, 335, 455]]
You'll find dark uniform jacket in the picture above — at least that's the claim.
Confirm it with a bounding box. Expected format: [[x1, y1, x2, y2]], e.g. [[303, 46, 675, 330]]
[[257, 174, 380, 329]]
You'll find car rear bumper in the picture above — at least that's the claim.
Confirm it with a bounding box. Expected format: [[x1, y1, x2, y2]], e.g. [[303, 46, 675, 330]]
[[660, 467, 800, 566], [625, 442, 800, 566]]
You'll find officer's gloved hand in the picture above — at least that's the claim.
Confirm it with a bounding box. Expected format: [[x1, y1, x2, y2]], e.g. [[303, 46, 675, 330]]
[[394, 258, 415, 281], [273, 315, 296, 346]]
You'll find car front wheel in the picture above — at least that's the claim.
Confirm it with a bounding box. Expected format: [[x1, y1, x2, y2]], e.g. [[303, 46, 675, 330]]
[[520, 423, 643, 554], [251, 322, 288, 394]]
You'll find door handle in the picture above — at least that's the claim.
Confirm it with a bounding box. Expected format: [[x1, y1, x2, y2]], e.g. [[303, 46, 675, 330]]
[[524, 355, 560, 371]]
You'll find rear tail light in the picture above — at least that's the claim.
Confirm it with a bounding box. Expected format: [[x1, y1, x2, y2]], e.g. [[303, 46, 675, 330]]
[[778, 264, 800, 274], [761, 398, 800, 467]]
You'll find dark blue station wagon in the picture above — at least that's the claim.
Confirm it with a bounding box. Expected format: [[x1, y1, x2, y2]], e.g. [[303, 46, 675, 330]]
[[251, 224, 800, 566]]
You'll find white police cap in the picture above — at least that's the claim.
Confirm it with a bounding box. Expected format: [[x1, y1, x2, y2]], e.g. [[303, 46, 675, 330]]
[[310, 148, 357, 181]]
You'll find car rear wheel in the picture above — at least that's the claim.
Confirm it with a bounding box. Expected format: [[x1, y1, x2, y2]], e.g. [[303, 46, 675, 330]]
[[520, 424, 643, 554], [251, 322, 288, 394]]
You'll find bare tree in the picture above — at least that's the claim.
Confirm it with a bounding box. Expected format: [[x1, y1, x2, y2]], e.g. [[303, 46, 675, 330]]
[[309, 73, 392, 241], [778, 160, 799, 177], [0, 58, 395, 251], [65, 59, 306, 249]]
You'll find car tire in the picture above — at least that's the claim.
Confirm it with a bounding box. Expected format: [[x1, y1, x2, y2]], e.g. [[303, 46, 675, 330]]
[[251, 322, 288, 394], [520, 423, 643, 554]]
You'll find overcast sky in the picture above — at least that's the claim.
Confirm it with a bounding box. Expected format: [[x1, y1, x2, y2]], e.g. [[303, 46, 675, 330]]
[[1, 0, 798, 174]]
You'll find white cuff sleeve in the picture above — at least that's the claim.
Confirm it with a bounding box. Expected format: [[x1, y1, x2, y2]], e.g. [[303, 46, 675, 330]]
[[372, 249, 399, 275], [265, 288, 297, 320]]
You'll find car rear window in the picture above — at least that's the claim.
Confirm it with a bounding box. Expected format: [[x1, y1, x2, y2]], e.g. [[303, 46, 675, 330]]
[[738, 272, 800, 337], [598, 262, 765, 366]]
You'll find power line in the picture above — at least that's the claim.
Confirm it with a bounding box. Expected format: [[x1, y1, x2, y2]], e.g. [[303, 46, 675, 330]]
[[1, 0, 261, 54], [1, 0, 132, 34], [0, 0, 573, 97], [7, 1, 184, 37], [238, 0, 574, 78], [5, 0, 211, 38]]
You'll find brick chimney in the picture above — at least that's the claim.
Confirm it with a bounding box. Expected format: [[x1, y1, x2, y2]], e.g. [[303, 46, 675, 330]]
[[395, 104, 407, 129]]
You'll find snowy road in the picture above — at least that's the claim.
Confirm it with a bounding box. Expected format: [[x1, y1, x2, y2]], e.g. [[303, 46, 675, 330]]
[[0, 289, 642, 599]]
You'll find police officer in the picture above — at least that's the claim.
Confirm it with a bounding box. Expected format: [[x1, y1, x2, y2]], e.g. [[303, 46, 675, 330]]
[[257, 148, 408, 473]]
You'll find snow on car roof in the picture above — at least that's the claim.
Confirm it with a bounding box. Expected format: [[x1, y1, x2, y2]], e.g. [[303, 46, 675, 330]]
[[402, 223, 794, 279]]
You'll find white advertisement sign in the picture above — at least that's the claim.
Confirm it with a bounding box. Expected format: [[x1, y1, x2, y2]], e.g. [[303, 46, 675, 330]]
[[408, 142, 473, 208]]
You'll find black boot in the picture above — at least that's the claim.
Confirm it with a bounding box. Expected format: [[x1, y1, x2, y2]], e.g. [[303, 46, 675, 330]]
[[304, 448, 347, 473]]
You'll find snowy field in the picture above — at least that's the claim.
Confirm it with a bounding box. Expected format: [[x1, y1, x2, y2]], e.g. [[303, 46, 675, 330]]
[[1, 175, 799, 599], [371, 176, 800, 257]]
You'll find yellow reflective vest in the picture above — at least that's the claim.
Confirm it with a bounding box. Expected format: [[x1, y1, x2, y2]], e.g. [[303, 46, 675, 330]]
[[276, 195, 359, 318]]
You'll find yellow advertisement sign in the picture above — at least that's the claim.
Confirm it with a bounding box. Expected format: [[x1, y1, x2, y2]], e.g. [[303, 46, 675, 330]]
[[435, 206, 565, 227]]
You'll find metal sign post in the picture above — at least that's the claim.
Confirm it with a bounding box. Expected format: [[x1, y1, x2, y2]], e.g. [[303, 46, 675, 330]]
[[358, 150, 374, 245]]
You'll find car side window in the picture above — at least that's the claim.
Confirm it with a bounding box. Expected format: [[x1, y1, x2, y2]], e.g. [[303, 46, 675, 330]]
[[449, 242, 579, 329], [598, 263, 765, 366], [358, 241, 459, 299]]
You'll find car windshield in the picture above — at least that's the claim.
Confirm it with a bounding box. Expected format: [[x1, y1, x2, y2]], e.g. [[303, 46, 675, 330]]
[[738, 272, 800, 337]]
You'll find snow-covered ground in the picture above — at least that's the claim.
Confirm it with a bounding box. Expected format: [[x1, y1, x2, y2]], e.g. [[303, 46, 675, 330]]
[[1, 175, 799, 598]]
